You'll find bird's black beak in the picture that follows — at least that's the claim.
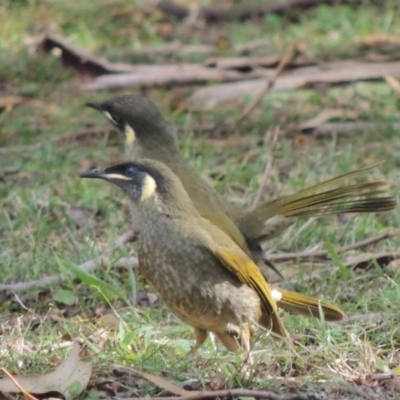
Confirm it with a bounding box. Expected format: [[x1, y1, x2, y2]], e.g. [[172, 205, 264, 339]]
[[80, 167, 106, 179], [85, 102, 103, 111]]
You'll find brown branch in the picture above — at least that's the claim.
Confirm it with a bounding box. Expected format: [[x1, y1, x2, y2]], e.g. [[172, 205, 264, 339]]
[[156, 0, 364, 23], [42, 33, 400, 96], [124, 42, 216, 57], [191, 59, 400, 104], [237, 44, 299, 123], [252, 127, 281, 209], [40, 34, 277, 89], [268, 231, 400, 261], [82, 65, 267, 91], [310, 121, 400, 136], [128, 388, 306, 400], [39, 34, 137, 79], [0, 231, 138, 292]]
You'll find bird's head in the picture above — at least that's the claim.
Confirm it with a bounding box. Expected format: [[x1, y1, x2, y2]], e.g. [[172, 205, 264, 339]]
[[80, 159, 196, 215], [86, 95, 176, 153]]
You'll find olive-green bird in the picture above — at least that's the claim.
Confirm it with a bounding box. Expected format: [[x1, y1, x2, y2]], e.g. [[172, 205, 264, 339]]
[[80, 159, 338, 357], [85, 96, 395, 321]]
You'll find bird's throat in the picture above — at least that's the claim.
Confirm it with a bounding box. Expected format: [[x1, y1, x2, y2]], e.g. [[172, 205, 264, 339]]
[[125, 124, 136, 145]]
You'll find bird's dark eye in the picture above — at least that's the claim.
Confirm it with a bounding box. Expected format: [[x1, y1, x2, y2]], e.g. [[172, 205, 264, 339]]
[[125, 166, 136, 177]]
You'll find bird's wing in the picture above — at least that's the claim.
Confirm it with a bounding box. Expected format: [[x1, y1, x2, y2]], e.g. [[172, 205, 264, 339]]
[[213, 245, 288, 338]]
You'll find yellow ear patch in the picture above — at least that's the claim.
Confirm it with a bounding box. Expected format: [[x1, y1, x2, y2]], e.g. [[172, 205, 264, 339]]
[[124, 124, 136, 145], [140, 175, 157, 202]]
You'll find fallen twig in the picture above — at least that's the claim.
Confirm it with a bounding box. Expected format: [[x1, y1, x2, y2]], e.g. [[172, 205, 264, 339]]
[[40, 34, 272, 89], [82, 65, 267, 90], [41, 33, 400, 97], [268, 231, 400, 261], [114, 41, 216, 58], [156, 0, 363, 23], [370, 373, 395, 381], [0, 231, 138, 292], [237, 44, 298, 123], [191, 59, 400, 104], [310, 121, 400, 136], [127, 388, 306, 400], [204, 55, 307, 70]]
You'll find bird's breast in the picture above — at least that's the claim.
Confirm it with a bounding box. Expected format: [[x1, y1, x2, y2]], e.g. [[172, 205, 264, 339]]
[[136, 216, 261, 332]]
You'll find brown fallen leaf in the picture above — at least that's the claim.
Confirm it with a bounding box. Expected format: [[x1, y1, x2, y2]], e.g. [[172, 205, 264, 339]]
[[0, 342, 92, 400], [0, 96, 26, 114], [0, 368, 38, 400], [360, 33, 400, 48]]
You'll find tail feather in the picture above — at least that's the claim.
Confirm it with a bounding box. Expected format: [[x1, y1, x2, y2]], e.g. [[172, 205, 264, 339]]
[[247, 165, 396, 242], [279, 181, 394, 217], [274, 288, 345, 321]]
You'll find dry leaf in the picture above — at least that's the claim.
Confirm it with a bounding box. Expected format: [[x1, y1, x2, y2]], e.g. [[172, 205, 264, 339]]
[[0, 342, 92, 400], [0, 369, 38, 400], [360, 33, 400, 47]]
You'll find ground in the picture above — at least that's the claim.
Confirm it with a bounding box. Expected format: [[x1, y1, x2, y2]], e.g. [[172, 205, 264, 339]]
[[1, 1, 400, 399]]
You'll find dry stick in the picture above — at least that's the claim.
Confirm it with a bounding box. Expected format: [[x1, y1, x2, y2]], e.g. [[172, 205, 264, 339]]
[[268, 230, 400, 261], [0, 127, 116, 154], [132, 389, 306, 400], [252, 127, 281, 209], [0, 231, 138, 292], [311, 121, 400, 136], [111, 41, 216, 58], [237, 44, 298, 124], [156, 0, 360, 23]]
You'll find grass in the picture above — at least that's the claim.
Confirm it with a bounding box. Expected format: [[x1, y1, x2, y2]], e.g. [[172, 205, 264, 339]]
[[1, 0, 400, 398]]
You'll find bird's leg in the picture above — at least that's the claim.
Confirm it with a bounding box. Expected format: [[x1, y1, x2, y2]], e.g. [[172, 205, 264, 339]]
[[215, 332, 240, 353], [187, 328, 208, 355], [241, 323, 254, 365]]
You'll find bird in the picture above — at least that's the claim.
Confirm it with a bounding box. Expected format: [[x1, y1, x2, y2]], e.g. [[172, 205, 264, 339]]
[[86, 95, 396, 259], [80, 159, 343, 357], [81, 158, 344, 336]]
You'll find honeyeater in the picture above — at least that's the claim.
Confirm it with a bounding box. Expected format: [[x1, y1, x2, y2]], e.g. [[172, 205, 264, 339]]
[[80, 160, 347, 357], [81, 159, 344, 342]]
